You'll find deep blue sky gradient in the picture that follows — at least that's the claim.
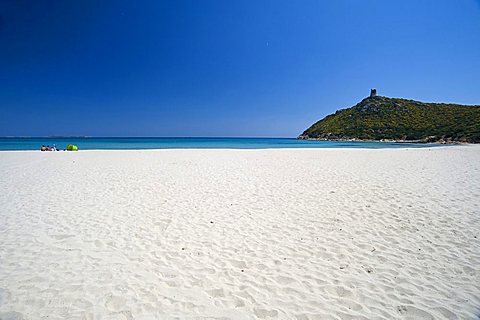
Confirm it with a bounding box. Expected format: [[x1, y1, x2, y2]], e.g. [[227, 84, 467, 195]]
[[1, 0, 480, 137]]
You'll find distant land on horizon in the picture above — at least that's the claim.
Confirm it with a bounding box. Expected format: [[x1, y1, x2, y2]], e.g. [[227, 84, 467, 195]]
[[299, 92, 480, 144]]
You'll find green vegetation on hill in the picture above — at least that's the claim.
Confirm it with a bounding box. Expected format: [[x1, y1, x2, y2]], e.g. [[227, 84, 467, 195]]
[[299, 96, 480, 143]]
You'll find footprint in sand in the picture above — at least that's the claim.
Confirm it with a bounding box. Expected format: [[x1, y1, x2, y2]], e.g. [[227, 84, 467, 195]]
[[325, 285, 354, 299], [105, 295, 126, 311], [0, 311, 25, 320], [229, 259, 247, 269], [207, 288, 225, 298], [52, 234, 74, 240], [254, 308, 279, 318], [433, 307, 458, 319], [276, 275, 296, 285], [397, 305, 434, 319]]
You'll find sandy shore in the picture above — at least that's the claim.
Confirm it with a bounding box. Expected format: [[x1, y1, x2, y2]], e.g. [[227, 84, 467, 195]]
[[0, 147, 479, 319]]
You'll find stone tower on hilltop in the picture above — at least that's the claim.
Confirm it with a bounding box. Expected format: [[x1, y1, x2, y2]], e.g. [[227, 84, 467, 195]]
[[370, 88, 377, 98]]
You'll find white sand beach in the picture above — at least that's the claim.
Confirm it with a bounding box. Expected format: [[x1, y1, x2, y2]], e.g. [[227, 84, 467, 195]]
[[0, 147, 479, 320]]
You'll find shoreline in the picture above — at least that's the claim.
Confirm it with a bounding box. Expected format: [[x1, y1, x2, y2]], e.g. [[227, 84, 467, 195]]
[[0, 145, 462, 152], [1, 142, 469, 153], [296, 136, 474, 144]]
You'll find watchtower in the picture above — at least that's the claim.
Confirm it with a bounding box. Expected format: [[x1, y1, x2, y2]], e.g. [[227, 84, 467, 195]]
[[370, 89, 377, 98]]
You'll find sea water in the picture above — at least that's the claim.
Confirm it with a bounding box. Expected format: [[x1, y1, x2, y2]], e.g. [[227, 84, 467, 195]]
[[0, 137, 443, 150]]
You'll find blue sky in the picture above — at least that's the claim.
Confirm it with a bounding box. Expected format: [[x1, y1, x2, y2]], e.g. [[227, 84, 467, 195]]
[[1, 0, 479, 137]]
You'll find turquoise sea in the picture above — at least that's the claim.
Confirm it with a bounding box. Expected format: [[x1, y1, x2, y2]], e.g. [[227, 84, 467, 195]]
[[0, 137, 442, 150]]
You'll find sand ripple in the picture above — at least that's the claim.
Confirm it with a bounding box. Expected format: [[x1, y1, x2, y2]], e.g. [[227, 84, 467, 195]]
[[0, 147, 479, 319]]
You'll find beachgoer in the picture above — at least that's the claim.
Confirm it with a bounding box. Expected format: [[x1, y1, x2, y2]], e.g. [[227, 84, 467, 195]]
[[41, 145, 46, 151]]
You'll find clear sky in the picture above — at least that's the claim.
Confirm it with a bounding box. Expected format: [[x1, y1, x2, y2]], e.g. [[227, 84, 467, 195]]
[[1, 1, 480, 137]]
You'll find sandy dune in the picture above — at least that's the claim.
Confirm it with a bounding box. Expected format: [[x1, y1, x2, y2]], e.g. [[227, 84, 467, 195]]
[[0, 147, 479, 319]]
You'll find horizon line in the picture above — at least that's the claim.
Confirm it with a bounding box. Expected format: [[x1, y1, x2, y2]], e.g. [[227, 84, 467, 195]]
[[0, 136, 296, 139]]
